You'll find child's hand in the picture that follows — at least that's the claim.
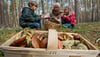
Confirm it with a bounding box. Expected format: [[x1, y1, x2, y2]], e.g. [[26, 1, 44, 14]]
[[45, 17, 51, 19], [41, 15, 44, 19], [64, 15, 66, 17], [53, 16, 57, 19]]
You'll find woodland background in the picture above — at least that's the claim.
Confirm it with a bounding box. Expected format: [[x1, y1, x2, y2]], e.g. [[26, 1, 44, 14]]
[[0, 0, 100, 27]]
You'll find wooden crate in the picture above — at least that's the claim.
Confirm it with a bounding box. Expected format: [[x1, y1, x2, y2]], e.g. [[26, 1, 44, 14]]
[[0, 29, 99, 57]]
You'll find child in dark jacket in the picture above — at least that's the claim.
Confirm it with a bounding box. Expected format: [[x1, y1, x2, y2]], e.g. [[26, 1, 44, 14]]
[[61, 6, 76, 28], [19, 1, 44, 29]]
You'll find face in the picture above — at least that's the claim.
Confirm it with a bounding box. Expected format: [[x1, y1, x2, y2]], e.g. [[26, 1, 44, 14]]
[[30, 4, 37, 10], [54, 7, 59, 12], [64, 8, 69, 14]]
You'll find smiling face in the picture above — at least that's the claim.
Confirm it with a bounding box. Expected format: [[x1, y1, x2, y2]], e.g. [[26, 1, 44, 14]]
[[64, 7, 69, 15], [54, 5, 60, 12], [54, 7, 59, 12]]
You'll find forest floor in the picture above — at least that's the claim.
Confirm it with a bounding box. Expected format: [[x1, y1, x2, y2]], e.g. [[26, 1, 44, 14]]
[[0, 22, 100, 57]]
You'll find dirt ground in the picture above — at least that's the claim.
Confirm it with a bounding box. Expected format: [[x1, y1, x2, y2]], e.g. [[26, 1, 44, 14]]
[[0, 22, 100, 57]]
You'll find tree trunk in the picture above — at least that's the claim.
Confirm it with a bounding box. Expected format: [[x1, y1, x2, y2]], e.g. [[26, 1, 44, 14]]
[[0, 0, 2, 26], [75, 0, 79, 23], [7, 0, 11, 27], [61, 0, 63, 10], [22, 0, 25, 8], [39, 1, 40, 14], [11, 0, 16, 27], [19, 0, 22, 17], [1, 0, 5, 27], [51, 0, 53, 9], [91, 0, 95, 22], [69, 0, 71, 6], [96, 0, 99, 21], [84, 0, 88, 22], [86, 0, 88, 22], [16, 0, 19, 27], [88, 0, 91, 22], [41, 0, 45, 14], [46, 0, 49, 12], [99, 0, 100, 21], [80, 0, 83, 23], [4, 0, 9, 27]]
